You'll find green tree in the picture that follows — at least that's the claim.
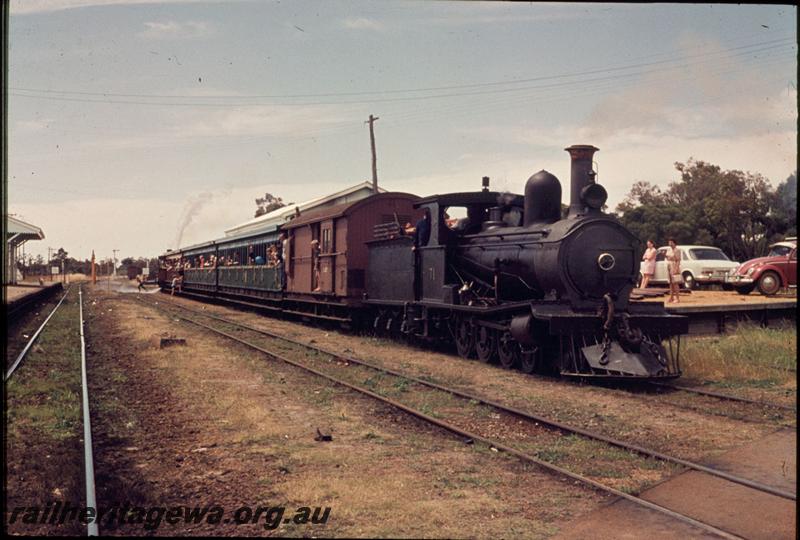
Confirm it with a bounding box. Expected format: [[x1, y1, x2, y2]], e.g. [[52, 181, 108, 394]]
[[616, 160, 779, 261], [771, 171, 797, 238]]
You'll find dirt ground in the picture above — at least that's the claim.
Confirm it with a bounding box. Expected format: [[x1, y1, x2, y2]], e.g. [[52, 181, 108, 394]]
[[164, 294, 792, 466], [80, 288, 609, 537], [8, 285, 794, 537]]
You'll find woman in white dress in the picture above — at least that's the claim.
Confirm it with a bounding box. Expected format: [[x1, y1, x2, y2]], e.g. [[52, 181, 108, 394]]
[[640, 239, 657, 289]]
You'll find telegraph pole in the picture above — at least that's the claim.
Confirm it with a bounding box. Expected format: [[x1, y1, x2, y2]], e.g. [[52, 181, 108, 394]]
[[47, 247, 54, 281], [366, 114, 379, 193]]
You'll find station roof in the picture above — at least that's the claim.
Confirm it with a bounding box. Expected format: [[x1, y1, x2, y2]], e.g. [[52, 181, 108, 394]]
[[5, 215, 45, 242]]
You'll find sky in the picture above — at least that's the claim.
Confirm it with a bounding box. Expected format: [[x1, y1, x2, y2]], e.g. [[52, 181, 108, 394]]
[[7, 1, 797, 263]]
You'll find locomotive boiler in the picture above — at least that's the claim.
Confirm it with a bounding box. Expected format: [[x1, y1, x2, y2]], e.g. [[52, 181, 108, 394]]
[[365, 145, 687, 379]]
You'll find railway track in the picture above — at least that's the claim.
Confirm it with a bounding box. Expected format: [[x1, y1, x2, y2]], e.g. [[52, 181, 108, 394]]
[[648, 381, 796, 411], [6, 283, 64, 320], [140, 295, 795, 539], [79, 285, 99, 536], [160, 291, 797, 420], [5, 285, 99, 536], [5, 285, 72, 382]]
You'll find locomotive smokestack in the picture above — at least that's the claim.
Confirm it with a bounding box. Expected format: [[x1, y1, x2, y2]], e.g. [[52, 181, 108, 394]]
[[566, 144, 600, 217]]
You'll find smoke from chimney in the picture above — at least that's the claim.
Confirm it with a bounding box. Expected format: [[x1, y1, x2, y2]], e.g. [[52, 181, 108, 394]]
[[173, 191, 218, 249]]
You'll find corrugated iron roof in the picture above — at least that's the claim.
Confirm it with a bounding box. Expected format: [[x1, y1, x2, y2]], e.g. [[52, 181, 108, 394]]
[[282, 192, 419, 229], [5, 215, 45, 240]]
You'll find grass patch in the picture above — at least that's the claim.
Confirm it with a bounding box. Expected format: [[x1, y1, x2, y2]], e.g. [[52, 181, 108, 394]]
[[680, 322, 796, 387]]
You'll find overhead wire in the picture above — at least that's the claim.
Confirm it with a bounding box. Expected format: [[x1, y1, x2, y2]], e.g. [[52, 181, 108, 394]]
[[9, 38, 795, 107], [9, 36, 794, 100]]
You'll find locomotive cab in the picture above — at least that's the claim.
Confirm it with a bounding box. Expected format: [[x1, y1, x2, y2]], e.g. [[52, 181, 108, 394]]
[[411, 192, 525, 304]]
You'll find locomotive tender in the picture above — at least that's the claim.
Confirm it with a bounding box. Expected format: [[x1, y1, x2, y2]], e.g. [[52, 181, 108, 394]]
[[159, 145, 687, 380]]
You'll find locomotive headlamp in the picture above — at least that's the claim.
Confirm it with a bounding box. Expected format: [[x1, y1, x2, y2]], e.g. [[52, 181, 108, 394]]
[[597, 252, 616, 272], [580, 183, 608, 210]]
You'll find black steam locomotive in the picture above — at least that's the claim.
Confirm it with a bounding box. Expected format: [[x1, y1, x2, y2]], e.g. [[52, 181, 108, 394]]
[[160, 144, 687, 380]]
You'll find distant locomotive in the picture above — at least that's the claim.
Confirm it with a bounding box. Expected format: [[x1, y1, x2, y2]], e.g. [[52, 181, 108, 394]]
[[159, 145, 687, 380]]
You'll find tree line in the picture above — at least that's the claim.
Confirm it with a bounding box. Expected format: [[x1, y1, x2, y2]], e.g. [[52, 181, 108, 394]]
[[615, 159, 796, 262], [17, 251, 159, 278]]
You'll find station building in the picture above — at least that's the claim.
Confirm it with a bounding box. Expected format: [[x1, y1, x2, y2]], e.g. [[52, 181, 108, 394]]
[[4, 215, 45, 285]]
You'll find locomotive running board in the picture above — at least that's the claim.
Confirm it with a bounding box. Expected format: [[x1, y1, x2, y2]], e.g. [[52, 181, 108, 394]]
[[581, 342, 667, 377]]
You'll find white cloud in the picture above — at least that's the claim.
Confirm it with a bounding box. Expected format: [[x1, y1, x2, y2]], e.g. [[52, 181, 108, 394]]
[[138, 20, 212, 40], [342, 17, 384, 31], [581, 35, 797, 141]]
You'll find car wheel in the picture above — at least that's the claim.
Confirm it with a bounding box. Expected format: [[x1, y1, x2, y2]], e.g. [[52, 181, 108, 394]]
[[757, 271, 781, 296], [721, 283, 733, 291], [736, 284, 755, 295], [682, 272, 696, 290]]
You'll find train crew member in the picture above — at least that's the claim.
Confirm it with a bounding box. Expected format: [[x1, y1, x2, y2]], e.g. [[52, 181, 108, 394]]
[[311, 239, 321, 291], [279, 232, 288, 263], [412, 208, 431, 250], [666, 238, 682, 303], [640, 239, 657, 289]]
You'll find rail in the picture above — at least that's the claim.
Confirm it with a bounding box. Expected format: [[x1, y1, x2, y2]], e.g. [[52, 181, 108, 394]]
[[138, 298, 782, 538], [79, 286, 99, 536], [142, 297, 795, 501], [5, 285, 72, 382]]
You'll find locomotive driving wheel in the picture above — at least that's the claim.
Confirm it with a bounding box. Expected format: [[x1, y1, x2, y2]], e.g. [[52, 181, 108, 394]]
[[454, 317, 476, 359], [519, 347, 539, 374], [474, 325, 497, 364], [497, 331, 520, 369]]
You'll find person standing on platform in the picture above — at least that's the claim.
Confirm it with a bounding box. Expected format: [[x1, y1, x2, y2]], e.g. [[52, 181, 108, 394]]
[[640, 239, 657, 289], [665, 238, 682, 303]]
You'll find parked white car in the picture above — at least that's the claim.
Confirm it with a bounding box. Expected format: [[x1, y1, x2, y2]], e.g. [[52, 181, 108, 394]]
[[640, 245, 739, 290]]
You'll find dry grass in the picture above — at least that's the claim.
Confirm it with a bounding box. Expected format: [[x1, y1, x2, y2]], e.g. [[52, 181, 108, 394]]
[[680, 321, 797, 389], [5, 288, 85, 535], [95, 294, 608, 538]]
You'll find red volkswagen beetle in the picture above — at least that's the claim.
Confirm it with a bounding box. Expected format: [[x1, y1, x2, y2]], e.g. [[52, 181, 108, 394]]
[[725, 239, 797, 295]]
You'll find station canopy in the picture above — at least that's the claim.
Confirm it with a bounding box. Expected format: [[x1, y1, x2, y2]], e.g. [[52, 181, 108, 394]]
[[6, 215, 45, 243]]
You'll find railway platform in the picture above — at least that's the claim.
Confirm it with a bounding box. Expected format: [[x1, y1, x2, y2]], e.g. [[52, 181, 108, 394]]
[[4, 282, 64, 320], [632, 289, 797, 334]]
